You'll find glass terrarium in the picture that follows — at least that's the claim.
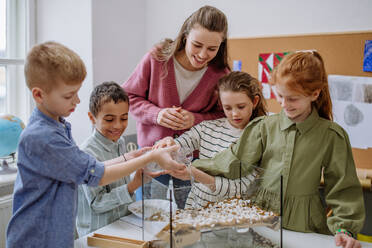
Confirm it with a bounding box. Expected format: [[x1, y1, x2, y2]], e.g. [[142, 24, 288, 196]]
[[125, 151, 283, 248]]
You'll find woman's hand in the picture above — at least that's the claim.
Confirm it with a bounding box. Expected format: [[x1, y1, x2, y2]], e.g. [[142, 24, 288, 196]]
[[335, 233, 361, 248], [157, 107, 185, 130], [153, 136, 176, 149], [124, 147, 152, 161], [178, 109, 195, 130]]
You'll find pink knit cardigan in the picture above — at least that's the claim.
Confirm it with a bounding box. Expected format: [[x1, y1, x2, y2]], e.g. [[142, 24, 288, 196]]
[[122, 52, 228, 147]]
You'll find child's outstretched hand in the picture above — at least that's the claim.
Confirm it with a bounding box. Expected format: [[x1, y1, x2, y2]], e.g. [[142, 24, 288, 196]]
[[134, 168, 165, 184], [166, 166, 191, 181], [128, 168, 166, 194], [151, 145, 186, 171], [335, 233, 361, 248], [125, 147, 152, 161], [153, 136, 176, 149]]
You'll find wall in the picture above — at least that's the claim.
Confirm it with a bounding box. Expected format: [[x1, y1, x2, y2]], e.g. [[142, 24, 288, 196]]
[[145, 0, 372, 48], [35, 0, 146, 143], [35, 0, 372, 142], [36, 0, 94, 145], [91, 0, 146, 136]]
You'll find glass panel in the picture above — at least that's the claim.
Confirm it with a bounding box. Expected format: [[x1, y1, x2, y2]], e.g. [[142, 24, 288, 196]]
[[0, 66, 6, 113], [0, 0, 6, 57], [127, 155, 283, 247], [166, 166, 282, 248]]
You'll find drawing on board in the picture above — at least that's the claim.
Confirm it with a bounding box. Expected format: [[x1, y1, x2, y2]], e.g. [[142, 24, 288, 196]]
[[344, 104, 364, 126], [353, 83, 372, 103], [363, 40, 372, 72], [258, 52, 290, 99], [363, 84, 372, 103], [328, 75, 372, 149], [329, 79, 353, 101]]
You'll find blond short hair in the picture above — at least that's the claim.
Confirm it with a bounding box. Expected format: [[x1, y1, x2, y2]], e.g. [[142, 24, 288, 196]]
[[24, 41, 86, 92]]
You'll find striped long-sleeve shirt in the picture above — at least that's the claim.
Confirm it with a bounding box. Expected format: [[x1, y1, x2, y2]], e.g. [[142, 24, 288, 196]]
[[174, 118, 257, 209]]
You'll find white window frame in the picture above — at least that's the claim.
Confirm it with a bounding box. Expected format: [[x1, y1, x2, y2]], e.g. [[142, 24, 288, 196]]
[[0, 0, 35, 124]]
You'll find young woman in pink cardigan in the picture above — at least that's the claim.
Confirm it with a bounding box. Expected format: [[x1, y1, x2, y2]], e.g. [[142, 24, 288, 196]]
[[122, 5, 230, 207]]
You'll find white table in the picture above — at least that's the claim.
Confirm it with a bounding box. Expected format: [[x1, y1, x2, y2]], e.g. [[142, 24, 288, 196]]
[[74, 217, 372, 248], [0, 161, 17, 191]]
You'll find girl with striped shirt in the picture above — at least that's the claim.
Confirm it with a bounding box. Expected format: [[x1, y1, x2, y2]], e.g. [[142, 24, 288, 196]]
[[156, 71, 267, 208]]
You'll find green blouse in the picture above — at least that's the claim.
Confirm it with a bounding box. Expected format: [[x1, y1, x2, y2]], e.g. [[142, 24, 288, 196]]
[[193, 109, 365, 235]]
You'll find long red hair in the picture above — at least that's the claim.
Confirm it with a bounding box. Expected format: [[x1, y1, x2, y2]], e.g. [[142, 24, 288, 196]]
[[270, 51, 333, 120]]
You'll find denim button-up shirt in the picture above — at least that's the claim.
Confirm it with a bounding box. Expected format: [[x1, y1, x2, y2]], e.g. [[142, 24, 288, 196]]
[[6, 108, 104, 248]]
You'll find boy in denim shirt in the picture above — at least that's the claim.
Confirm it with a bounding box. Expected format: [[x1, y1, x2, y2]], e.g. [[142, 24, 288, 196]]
[[6, 41, 183, 248]]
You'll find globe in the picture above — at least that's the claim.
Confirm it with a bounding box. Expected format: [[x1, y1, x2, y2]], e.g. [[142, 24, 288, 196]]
[[0, 114, 25, 157]]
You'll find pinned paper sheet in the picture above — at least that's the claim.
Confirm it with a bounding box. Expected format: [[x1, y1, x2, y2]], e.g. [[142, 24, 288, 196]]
[[363, 40, 372, 72], [233, 60, 242, 71], [258, 52, 290, 99], [328, 75, 372, 148]]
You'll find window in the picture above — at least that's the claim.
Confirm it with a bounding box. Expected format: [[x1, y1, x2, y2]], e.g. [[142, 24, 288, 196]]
[[0, 0, 6, 113], [0, 0, 33, 123], [0, 66, 5, 113]]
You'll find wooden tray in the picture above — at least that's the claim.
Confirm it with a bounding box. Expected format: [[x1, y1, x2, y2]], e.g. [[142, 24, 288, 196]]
[[87, 233, 149, 248]]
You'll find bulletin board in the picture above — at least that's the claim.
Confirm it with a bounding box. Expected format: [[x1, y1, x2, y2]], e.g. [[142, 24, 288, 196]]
[[228, 31, 372, 170]]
